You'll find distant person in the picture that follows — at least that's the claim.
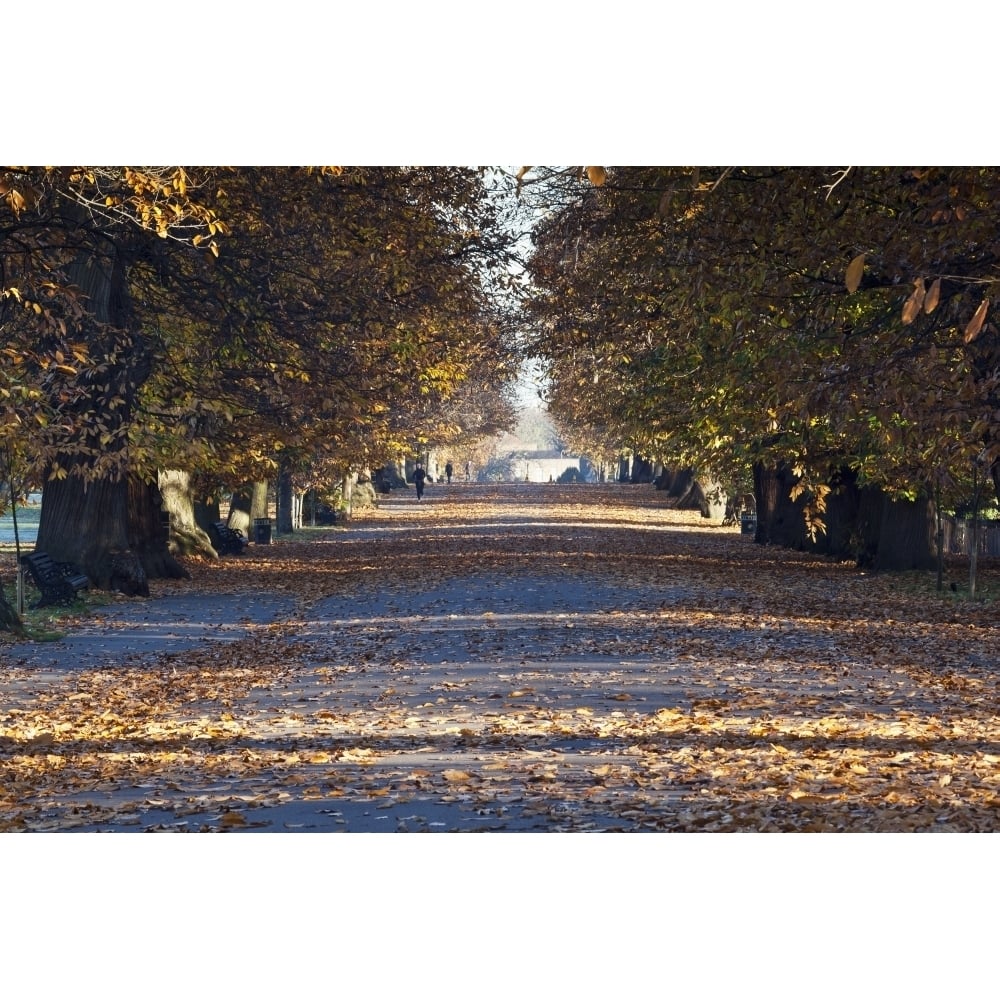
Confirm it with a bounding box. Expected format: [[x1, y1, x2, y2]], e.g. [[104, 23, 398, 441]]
[[465, 460, 472, 481], [445, 461, 453, 484], [413, 463, 427, 501]]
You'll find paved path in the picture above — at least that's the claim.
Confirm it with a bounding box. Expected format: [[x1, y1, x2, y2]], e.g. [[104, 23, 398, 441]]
[[3, 484, 994, 832]]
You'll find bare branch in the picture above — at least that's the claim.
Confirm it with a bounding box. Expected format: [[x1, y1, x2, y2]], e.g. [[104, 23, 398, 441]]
[[823, 167, 853, 201]]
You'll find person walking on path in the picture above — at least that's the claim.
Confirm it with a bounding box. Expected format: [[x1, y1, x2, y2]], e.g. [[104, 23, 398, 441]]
[[413, 463, 427, 501], [465, 460, 472, 481], [445, 462, 453, 484]]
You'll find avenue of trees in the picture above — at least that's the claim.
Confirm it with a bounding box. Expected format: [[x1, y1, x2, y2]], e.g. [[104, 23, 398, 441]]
[[4, 164, 1000, 632], [522, 167, 1000, 571], [1, 166, 522, 624]]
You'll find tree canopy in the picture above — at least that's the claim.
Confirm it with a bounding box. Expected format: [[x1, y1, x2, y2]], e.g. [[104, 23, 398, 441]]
[[1, 166, 521, 498], [524, 167, 1000, 514]]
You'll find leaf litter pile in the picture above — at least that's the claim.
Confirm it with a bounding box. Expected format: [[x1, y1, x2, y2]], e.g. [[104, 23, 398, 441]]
[[1, 483, 998, 832]]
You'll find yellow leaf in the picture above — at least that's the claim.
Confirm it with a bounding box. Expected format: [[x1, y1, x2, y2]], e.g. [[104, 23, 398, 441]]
[[586, 166, 608, 187], [442, 769, 473, 783], [845, 253, 866, 293], [938, 773, 953, 787], [220, 811, 246, 827], [964, 297, 989, 344], [924, 277, 941, 314]]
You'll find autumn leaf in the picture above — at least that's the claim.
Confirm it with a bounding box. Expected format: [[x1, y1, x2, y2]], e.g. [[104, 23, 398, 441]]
[[924, 277, 941, 314], [585, 166, 608, 188], [845, 253, 866, 293], [963, 298, 988, 343], [901, 279, 925, 325]]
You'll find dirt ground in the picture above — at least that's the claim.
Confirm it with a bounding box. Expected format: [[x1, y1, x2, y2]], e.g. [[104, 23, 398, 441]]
[[1, 482, 998, 832]]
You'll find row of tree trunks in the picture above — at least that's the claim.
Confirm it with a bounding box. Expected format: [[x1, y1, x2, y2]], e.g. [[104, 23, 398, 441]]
[[654, 467, 729, 519], [753, 463, 937, 571]]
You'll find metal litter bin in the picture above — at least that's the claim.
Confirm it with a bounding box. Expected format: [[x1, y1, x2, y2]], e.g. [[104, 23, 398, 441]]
[[254, 517, 272, 544]]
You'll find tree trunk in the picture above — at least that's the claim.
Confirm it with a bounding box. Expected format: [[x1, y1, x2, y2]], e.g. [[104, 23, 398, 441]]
[[342, 474, 355, 521], [229, 482, 269, 535], [665, 468, 694, 498], [129, 475, 189, 579], [753, 462, 808, 549], [277, 459, 294, 534], [0, 581, 26, 636], [36, 473, 149, 595], [158, 469, 216, 559], [630, 456, 653, 483], [34, 213, 154, 593], [754, 461, 937, 570], [870, 493, 937, 572]]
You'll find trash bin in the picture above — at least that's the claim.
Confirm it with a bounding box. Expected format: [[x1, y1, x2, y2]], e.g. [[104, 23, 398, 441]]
[[254, 518, 272, 544]]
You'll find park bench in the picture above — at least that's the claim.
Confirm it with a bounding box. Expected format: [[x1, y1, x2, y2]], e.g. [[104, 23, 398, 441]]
[[19, 552, 91, 607], [209, 521, 247, 556]]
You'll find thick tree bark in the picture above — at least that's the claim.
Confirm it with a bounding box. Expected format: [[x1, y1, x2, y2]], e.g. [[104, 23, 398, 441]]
[[129, 475, 189, 579], [753, 461, 937, 570], [228, 482, 268, 535], [158, 469, 215, 560], [36, 473, 149, 594], [630, 456, 653, 483], [753, 462, 809, 549], [664, 468, 694, 498]]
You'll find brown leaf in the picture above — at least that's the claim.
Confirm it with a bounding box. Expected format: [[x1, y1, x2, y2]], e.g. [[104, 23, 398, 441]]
[[845, 253, 866, 293], [585, 166, 608, 187], [924, 277, 941, 314], [964, 298, 988, 343], [901, 280, 925, 325]]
